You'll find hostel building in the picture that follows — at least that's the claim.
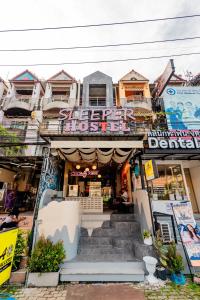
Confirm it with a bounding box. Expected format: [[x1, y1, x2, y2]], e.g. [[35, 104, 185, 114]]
[[0, 67, 200, 281]]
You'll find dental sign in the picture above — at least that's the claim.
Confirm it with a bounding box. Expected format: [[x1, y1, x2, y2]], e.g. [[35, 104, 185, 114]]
[[147, 130, 200, 149], [58, 108, 135, 133]]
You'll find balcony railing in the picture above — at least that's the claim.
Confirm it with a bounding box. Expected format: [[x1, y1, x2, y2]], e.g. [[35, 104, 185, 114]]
[[15, 94, 32, 103], [89, 97, 106, 106], [126, 95, 147, 101], [47, 95, 70, 103]]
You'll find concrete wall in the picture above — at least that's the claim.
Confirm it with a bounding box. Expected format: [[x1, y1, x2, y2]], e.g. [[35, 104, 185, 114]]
[[133, 189, 153, 233], [37, 200, 81, 261], [82, 71, 113, 107], [189, 166, 200, 211]]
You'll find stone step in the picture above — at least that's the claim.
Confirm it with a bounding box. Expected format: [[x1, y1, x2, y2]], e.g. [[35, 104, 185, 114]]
[[79, 236, 113, 246], [60, 261, 145, 282], [110, 213, 136, 222], [78, 247, 133, 256], [78, 244, 114, 251], [111, 221, 140, 231], [91, 227, 138, 237], [74, 253, 137, 262]]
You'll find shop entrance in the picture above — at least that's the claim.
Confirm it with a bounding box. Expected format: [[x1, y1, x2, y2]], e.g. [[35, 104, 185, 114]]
[[59, 148, 135, 213]]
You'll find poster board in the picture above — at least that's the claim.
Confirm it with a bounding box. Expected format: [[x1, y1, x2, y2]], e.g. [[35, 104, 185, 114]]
[[172, 202, 200, 267], [68, 185, 78, 197], [0, 228, 18, 285], [89, 182, 101, 197], [144, 160, 158, 181]]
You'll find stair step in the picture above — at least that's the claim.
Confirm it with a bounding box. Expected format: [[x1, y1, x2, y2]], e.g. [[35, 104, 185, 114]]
[[74, 253, 138, 262], [92, 227, 138, 237], [110, 213, 136, 222], [60, 261, 145, 282], [80, 236, 113, 246], [78, 247, 133, 256], [78, 244, 113, 251]]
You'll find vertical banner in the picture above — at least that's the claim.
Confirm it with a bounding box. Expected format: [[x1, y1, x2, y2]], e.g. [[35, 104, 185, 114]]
[[172, 202, 200, 267], [0, 228, 18, 285]]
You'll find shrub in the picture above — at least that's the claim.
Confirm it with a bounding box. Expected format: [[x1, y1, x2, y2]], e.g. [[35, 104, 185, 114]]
[[143, 230, 151, 239], [166, 242, 184, 274], [28, 236, 65, 273], [12, 229, 26, 271]]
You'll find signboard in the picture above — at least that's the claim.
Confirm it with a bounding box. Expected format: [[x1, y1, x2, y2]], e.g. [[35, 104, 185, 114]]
[[144, 160, 158, 181], [147, 130, 200, 149], [0, 228, 18, 285], [163, 86, 200, 130], [68, 185, 78, 197], [71, 170, 98, 178], [89, 182, 101, 197], [172, 202, 200, 267], [153, 59, 175, 97], [58, 108, 135, 134]]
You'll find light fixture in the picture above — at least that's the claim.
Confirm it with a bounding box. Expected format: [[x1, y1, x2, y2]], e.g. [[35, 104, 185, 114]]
[[76, 165, 81, 170], [85, 167, 90, 172], [92, 165, 97, 170], [98, 174, 101, 178]]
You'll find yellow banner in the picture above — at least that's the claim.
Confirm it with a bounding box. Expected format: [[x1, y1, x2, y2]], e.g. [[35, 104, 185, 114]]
[[144, 160, 155, 181], [0, 228, 18, 285]]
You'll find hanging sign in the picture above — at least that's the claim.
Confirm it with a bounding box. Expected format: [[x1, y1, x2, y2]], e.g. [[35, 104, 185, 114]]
[[172, 202, 200, 267], [0, 228, 18, 285], [144, 159, 158, 181], [71, 170, 99, 178]]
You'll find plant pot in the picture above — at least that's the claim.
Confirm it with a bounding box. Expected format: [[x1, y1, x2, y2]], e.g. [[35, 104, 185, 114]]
[[143, 256, 160, 284], [193, 276, 200, 284], [170, 272, 186, 285], [144, 237, 153, 246], [156, 266, 167, 281], [27, 271, 60, 287]]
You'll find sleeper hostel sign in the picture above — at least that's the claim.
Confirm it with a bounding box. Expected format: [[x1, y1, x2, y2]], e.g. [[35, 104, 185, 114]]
[[58, 108, 135, 134], [0, 228, 18, 285]]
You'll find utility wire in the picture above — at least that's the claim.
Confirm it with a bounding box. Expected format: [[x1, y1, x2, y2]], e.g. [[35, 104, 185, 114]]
[[0, 14, 200, 33], [1, 35, 200, 52], [1, 51, 200, 67]]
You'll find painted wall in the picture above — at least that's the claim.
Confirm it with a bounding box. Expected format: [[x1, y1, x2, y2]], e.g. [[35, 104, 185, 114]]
[[189, 166, 200, 211], [37, 200, 81, 261], [82, 71, 113, 107], [0, 168, 15, 183], [119, 82, 151, 99], [133, 189, 153, 233]]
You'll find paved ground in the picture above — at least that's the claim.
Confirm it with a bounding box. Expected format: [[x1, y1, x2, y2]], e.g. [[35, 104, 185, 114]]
[[3, 281, 199, 300]]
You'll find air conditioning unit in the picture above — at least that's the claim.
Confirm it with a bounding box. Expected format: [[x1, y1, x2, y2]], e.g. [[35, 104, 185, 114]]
[[160, 222, 172, 243]]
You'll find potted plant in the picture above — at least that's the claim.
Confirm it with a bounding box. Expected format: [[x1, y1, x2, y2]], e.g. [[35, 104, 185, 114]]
[[143, 230, 153, 245], [154, 237, 168, 280], [193, 272, 200, 284], [12, 229, 26, 271], [166, 242, 186, 285], [27, 236, 65, 287]]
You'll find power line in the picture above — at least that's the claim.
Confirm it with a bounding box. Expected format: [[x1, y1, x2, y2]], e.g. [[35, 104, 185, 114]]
[[0, 51, 200, 67], [1, 35, 200, 52], [0, 14, 200, 33]]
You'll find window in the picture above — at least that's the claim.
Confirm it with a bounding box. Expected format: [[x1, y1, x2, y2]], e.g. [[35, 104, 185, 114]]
[[89, 84, 106, 106]]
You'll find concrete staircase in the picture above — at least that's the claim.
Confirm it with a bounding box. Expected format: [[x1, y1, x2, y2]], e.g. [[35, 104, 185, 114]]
[[60, 213, 148, 282]]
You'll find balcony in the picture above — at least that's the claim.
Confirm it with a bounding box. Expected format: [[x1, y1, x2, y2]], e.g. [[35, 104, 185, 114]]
[[122, 96, 152, 111], [43, 95, 70, 111], [3, 95, 33, 113], [89, 97, 106, 107]]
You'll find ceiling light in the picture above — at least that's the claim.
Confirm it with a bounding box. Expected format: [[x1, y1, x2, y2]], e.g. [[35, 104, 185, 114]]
[[76, 165, 81, 170], [92, 165, 97, 170], [98, 174, 101, 178], [85, 167, 90, 172]]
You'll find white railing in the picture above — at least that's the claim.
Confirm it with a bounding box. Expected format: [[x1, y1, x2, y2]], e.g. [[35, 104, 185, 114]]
[[45, 96, 70, 104], [65, 197, 103, 213], [89, 97, 106, 106]]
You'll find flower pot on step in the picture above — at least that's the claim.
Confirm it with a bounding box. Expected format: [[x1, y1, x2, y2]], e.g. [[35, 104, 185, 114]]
[[144, 237, 153, 246], [170, 272, 186, 285], [156, 266, 167, 281]]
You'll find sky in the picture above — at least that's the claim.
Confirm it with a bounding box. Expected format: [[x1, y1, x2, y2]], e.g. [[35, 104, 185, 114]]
[[0, 0, 200, 83]]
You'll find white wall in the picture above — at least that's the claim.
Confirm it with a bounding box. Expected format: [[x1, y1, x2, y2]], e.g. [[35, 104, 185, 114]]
[[37, 200, 81, 261], [133, 189, 153, 233], [189, 166, 200, 211]]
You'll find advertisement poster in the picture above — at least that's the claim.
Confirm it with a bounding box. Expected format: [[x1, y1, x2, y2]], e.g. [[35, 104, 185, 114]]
[[163, 87, 200, 130], [68, 185, 78, 197], [89, 182, 101, 197], [172, 202, 200, 267], [144, 160, 158, 181], [0, 228, 18, 285]]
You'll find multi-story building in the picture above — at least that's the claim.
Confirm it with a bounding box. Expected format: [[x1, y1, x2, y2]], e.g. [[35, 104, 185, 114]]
[[1, 67, 200, 282]]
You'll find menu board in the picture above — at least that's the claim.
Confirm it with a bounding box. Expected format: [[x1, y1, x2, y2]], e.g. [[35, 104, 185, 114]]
[[89, 182, 101, 197]]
